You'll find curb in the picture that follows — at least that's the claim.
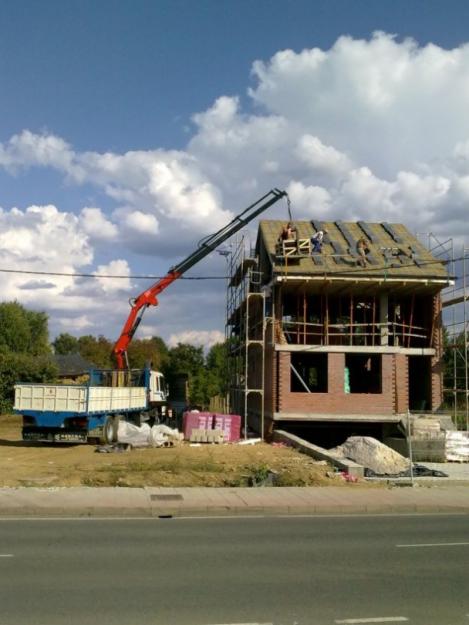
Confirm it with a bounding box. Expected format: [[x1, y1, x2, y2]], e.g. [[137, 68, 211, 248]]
[[1, 485, 469, 518]]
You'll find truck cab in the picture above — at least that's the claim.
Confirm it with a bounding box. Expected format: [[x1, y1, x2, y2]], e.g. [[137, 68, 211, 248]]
[[149, 370, 168, 406]]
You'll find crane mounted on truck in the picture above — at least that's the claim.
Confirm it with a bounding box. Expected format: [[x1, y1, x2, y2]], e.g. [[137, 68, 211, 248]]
[[112, 187, 287, 368], [14, 188, 288, 444]]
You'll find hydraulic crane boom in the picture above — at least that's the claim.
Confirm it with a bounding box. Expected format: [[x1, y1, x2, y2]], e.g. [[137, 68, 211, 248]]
[[113, 188, 287, 368]]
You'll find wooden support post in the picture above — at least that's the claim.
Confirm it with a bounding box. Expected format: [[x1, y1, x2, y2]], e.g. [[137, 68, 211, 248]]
[[429, 296, 436, 349], [408, 294, 415, 348], [303, 288, 307, 345], [325, 292, 329, 345], [296, 293, 299, 344], [372, 296, 376, 346], [350, 294, 354, 345], [380, 293, 389, 346]]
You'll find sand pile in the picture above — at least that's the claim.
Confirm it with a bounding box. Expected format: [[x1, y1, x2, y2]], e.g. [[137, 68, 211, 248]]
[[330, 436, 410, 475]]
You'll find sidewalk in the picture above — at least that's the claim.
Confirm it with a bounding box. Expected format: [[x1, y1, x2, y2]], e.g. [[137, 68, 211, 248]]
[[0, 484, 468, 517]]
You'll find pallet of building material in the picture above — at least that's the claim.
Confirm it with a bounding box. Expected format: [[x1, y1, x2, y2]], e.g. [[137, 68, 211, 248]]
[[445, 431, 469, 462], [183, 411, 241, 441], [189, 428, 225, 444]]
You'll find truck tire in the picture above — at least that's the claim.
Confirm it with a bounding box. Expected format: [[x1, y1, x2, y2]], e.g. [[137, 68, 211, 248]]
[[100, 416, 117, 445]]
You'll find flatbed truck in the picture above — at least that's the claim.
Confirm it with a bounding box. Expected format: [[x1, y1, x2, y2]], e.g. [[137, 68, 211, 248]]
[[14, 368, 167, 444]]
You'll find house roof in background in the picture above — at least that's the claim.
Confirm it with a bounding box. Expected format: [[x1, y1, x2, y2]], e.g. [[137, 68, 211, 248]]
[[53, 353, 96, 377]]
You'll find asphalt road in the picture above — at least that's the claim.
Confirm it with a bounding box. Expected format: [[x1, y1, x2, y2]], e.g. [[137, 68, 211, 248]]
[[0, 514, 468, 625]]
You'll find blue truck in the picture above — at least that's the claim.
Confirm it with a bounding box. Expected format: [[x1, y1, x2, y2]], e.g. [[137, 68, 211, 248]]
[[14, 368, 168, 444]]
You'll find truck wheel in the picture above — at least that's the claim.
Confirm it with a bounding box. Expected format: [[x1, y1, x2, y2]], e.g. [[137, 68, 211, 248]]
[[100, 416, 117, 445]]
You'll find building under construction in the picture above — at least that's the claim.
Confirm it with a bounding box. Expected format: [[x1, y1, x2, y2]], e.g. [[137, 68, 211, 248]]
[[227, 219, 452, 442]]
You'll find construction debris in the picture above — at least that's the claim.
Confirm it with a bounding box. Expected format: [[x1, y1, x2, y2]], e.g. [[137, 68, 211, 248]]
[[330, 436, 410, 475]]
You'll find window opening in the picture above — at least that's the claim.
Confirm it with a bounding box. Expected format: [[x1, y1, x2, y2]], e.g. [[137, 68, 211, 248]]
[[345, 354, 381, 394], [291, 353, 328, 393]]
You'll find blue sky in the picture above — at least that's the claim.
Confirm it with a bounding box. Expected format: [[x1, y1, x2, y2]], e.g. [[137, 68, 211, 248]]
[[1, 0, 469, 347]]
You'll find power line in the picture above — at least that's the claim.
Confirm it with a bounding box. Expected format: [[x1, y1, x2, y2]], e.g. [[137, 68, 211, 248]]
[[0, 268, 227, 280], [0, 254, 457, 281]]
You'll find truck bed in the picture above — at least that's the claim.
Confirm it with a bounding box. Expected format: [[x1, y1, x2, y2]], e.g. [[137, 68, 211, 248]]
[[14, 384, 147, 415]]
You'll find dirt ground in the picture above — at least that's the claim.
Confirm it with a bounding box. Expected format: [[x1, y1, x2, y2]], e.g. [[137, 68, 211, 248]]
[[0, 414, 363, 488]]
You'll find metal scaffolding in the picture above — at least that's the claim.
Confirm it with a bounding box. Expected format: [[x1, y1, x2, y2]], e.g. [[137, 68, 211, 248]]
[[226, 236, 266, 438], [425, 233, 469, 430]]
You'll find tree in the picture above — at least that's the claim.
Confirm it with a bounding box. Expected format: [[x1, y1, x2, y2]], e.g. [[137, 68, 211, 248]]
[[0, 302, 50, 355], [205, 342, 228, 399], [127, 336, 169, 370], [0, 302, 56, 412], [164, 343, 206, 406], [0, 352, 58, 412], [53, 333, 79, 355], [77, 335, 113, 369]]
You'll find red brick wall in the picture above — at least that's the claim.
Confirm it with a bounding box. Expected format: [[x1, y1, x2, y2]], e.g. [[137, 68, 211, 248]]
[[263, 320, 276, 420], [394, 353, 408, 413], [277, 351, 398, 415]]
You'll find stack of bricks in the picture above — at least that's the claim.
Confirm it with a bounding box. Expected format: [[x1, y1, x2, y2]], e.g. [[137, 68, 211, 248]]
[[189, 428, 224, 444]]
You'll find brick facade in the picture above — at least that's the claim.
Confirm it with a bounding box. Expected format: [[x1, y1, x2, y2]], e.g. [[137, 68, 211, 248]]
[[393, 353, 408, 414], [276, 351, 398, 415]]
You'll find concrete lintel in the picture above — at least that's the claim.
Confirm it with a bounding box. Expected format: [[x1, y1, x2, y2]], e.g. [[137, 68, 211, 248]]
[[275, 344, 435, 356], [273, 430, 364, 478], [273, 412, 401, 423], [275, 275, 452, 287]]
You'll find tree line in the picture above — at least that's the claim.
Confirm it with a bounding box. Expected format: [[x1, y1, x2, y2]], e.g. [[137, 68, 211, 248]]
[[0, 301, 227, 412]]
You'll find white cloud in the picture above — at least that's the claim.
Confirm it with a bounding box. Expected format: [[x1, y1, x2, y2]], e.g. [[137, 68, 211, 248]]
[[80, 207, 118, 240], [94, 259, 131, 293], [249, 33, 469, 178], [122, 210, 159, 234], [167, 330, 225, 349], [0, 134, 231, 249]]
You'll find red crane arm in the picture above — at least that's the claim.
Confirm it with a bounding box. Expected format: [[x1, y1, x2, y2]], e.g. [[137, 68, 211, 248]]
[[113, 270, 181, 369], [112, 188, 287, 368]]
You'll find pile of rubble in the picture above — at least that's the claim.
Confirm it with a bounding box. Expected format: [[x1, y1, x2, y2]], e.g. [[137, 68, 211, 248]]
[[330, 436, 410, 476]]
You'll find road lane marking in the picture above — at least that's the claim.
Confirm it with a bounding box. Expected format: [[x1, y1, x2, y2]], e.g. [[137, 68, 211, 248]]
[[0, 512, 466, 522], [335, 618, 408, 624], [397, 541, 469, 548], [0, 554, 14, 557]]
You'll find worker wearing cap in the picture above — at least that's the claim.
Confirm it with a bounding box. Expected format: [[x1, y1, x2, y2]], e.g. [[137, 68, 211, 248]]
[[311, 229, 328, 253]]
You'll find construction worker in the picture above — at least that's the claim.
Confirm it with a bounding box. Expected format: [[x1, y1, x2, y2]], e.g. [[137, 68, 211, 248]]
[[311, 229, 328, 253], [279, 222, 296, 242], [356, 237, 370, 267]]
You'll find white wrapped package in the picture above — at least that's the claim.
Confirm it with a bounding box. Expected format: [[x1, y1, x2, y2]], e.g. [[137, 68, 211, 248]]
[[117, 421, 152, 447], [117, 421, 182, 448]]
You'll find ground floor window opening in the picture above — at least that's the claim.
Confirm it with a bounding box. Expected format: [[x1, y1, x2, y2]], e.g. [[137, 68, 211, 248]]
[[408, 355, 432, 411], [290, 353, 328, 393], [345, 354, 382, 393]]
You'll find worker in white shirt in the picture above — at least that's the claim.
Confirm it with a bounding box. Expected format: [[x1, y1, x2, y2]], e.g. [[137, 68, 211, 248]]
[[311, 229, 328, 253]]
